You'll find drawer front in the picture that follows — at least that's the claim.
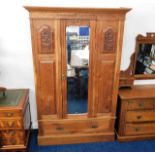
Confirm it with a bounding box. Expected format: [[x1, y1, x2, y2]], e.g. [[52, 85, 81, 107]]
[[127, 99, 154, 110], [126, 111, 155, 123], [39, 118, 112, 135], [125, 123, 155, 136], [0, 119, 23, 130], [1, 130, 25, 146], [0, 110, 21, 118]]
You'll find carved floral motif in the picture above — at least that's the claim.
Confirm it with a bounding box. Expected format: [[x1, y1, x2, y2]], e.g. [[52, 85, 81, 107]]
[[39, 25, 54, 53], [104, 28, 115, 52]]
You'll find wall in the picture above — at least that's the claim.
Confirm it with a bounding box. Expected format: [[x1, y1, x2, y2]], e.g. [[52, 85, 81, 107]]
[[0, 0, 155, 128]]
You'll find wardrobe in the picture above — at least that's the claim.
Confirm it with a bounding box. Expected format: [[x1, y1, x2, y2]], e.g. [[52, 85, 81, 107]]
[[25, 6, 130, 145]]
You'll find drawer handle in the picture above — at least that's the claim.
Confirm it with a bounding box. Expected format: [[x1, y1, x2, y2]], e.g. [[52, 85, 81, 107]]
[[91, 125, 98, 129], [56, 127, 64, 131], [137, 116, 142, 119], [5, 113, 13, 117], [134, 127, 141, 132], [139, 102, 144, 108]]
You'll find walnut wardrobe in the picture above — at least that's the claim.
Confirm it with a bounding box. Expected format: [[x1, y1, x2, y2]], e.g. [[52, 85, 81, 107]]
[[25, 6, 130, 145]]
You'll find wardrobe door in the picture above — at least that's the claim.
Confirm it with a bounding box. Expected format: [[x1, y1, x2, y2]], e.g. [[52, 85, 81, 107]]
[[94, 20, 121, 116], [31, 20, 62, 118], [61, 20, 95, 118]]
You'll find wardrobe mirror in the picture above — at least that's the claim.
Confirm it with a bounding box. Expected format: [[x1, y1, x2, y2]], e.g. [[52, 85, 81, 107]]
[[135, 43, 155, 75], [66, 26, 90, 114]]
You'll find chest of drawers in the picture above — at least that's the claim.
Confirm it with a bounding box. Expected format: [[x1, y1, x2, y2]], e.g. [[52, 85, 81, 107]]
[[116, 85, 155, 142], [0, 89, 31, 151]]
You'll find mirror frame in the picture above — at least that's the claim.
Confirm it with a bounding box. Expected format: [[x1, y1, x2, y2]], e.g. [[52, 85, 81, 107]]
[[119, 33, 155, 88]]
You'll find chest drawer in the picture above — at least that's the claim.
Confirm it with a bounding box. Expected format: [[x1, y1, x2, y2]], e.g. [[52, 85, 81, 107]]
[[127, 99, 154, 110], [126, 111, 155, 123], [0, 110, 21, 118], [1, 130, 24, 139], [1, 130, 25, 146], [125, 123, 155, 136], [0, 119, 23, 130]]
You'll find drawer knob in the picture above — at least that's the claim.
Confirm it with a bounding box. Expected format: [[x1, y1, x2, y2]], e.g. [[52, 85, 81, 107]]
[[9, 131, 16, 135], [91, 125, 98, 129], [5, 113, 13, 117], [137, 116, 142, 119], [139, 102, 144, 108], [62, 74, 66, 80], [56, 127, 64, 131], [134, 127, 141, 132]]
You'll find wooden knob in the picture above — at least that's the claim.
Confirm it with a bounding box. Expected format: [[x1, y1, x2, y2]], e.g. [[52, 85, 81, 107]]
[[134, 127, 141, 132], [137, 116, 142, 119], [91, 125, 98, 129], [56, 127, 64, 131], [9, 130, 16, 135], [139, 102, 144, 108], [5, 112, 13, 117], [62, 74, 66, 80]]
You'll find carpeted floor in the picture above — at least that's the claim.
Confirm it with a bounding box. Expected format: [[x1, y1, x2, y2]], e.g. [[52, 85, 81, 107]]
[[28, 130, 155, 152]]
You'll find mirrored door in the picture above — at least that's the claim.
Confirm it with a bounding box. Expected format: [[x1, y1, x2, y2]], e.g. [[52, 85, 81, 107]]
[[66, 25, 90, 114]]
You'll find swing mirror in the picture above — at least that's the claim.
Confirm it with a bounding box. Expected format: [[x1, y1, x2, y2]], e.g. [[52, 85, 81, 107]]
[[134, 33, 155, 79], [119, 33, 155, 88]]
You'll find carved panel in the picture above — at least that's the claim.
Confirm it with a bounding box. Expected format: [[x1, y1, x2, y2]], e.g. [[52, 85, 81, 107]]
[[103, 28, 115, 52], [39, 25, 54, 53]]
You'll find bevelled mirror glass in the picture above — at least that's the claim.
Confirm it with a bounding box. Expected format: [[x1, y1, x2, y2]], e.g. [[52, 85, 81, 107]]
[[66, 26, 90, 114], [135, 43, 155, 75]]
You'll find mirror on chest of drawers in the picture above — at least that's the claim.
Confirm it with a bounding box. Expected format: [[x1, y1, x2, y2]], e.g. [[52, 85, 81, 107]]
[[119, 33, 155, 88], [135, 42, 155, 78]]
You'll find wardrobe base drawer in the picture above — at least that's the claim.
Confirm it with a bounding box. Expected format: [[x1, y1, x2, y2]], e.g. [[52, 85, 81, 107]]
[[39, 117, 114, 135], [125, 123, 155, 136]]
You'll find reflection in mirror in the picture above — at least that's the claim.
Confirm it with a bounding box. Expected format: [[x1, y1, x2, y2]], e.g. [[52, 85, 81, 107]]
[[135, 43, 155, 74], [66, 26, 90, 114]]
